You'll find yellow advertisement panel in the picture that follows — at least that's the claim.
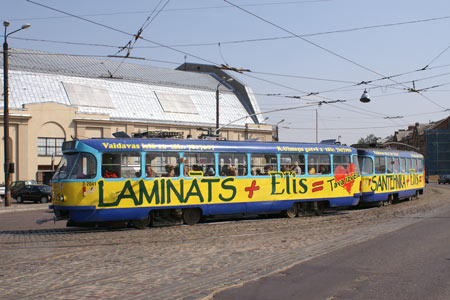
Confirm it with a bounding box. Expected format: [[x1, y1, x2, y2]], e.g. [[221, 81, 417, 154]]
[[52, 171, 361, 209], [361, 173, 425, 194]]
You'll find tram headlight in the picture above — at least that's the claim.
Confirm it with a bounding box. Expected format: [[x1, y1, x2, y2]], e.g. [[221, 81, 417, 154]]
[[59, 195, 65, 202]]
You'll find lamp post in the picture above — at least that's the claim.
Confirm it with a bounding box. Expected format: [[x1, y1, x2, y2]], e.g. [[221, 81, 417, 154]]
[[215, 78, 233, 136], [3, 21, 31, 207], [275, 119, 285, 141]]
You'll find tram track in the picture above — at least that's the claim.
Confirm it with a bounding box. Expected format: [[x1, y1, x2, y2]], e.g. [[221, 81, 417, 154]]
[[0, 200, 430, 250], [0, 188, 448, 300], [18, 211, 425, 300]]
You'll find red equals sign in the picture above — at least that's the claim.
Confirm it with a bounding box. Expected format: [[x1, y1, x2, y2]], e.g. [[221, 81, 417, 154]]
[[312, 181, 324, 192]]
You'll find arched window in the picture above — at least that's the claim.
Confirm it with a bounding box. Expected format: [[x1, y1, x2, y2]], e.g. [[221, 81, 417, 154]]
[[38, 122, 66, 156]]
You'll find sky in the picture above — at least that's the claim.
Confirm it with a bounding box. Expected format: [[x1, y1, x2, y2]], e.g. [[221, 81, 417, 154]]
[[2, 0, 450, 145]]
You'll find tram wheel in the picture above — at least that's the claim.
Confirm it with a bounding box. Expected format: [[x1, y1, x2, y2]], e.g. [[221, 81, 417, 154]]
[[183, 208, 202, 225], [383, 195, 392, 206], [132, 214, 151, 229], [297, 203, 310, 217], [284, 204, 298, 218], [414, 191, 420, 200], [314, 201, 326, 216]]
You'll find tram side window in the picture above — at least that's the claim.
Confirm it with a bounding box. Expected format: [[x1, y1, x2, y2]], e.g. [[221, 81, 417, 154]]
[[183, 153, 215, 177], [375, 157, 386, 174], [410, 159, 417, 172], [102, 152, 141, 178], [393, 158, 400, 173], [280, 154, 305, 175], [251, 153, 277, 176], [400, 158, 406, 173], [333, 155, 351, 173], [386, 157, 394, 173], [219, 153, 247, 176], [308, 154, 331, 175], [406, 158, 411, 172], [70, 153, 97, 179], [360, 157, 373, 175], [417, 159, 424, 172], [353, 155, 361, 175], [146, 152, 180, 177]]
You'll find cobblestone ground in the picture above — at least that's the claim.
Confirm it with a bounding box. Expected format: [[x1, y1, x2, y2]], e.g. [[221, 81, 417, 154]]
[[0, 187, 449, 300]]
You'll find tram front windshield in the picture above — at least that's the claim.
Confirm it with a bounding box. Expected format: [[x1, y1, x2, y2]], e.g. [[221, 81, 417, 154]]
[[53, 152, 97, 180]]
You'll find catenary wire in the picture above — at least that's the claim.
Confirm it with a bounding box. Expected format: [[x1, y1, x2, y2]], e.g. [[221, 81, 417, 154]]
[[13, 2, 450, 126], [13, 1, 331, 21], [26, 0, 220, 66], [131, 16, 450, 49], [223, 0, 449, 110], [110, 0, 171, 75]]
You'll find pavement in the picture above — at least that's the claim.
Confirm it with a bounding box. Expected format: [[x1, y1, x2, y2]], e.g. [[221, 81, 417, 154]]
[[0, 199, 50, 213], [213, 203, 450, 300], [0, 187, 448, 300]]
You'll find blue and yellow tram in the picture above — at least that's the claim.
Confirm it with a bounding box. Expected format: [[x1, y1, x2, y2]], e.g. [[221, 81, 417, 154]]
[[50, 138, 362, 227], [358, 148, 425, 205]]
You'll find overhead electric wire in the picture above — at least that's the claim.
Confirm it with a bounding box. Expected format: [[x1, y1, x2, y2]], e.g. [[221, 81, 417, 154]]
[[18, 0, 450, 128], [4, 50, 181, 65], [281, 124, 407, 131], [26, 0, 220, 66], [242, 72, 311, 94], [14, 1, 330, 21], [227, 66, 410, 125], [4, 34, 450, 92], [0, 35, 120, 48], [246, 62, 450, 97], [240, 71, 411, 122], [422, 43, 450, 70], [224, 0, 449, 111], [130, 15, 450, 49], [142, 0, 171, 31], [110, 0, 171, 75], [250, 71, 356, 84]]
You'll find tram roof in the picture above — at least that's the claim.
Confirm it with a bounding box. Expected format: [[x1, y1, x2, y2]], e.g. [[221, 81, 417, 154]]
[[72, 138, 357, 155], [357, 148, 423, 158]]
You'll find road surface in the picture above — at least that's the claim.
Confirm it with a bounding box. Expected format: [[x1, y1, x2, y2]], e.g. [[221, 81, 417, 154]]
[[213, 205, 450, 300]]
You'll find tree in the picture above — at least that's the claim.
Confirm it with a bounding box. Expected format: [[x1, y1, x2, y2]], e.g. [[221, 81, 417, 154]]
[[357, 134, 380, 144]]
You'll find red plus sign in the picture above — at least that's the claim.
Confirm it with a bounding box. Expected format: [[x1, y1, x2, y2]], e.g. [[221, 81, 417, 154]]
[[245, 180, 260, 198]]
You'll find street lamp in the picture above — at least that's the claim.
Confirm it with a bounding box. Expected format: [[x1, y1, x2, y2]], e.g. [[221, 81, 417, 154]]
[[3, 20, 31, 207], [216, 77, 233, 136], [360, 89, 370, 103], [275, 119, 285, 141]]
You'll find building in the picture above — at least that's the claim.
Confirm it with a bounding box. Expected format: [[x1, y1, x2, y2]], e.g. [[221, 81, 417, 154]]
[[1, 48, 273, 184], [392, 116, 450, 175], [424, 117, 450, 175]]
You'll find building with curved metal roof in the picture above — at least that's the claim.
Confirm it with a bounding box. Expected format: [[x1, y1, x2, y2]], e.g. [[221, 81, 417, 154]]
[[1, 48, 273, 184]]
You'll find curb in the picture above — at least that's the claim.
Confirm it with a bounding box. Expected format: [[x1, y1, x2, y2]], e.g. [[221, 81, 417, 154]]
[[0, 203, 51, 214]]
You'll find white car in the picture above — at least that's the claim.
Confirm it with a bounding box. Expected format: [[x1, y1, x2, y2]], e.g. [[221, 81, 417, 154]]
[[0, 184, 5, 202]]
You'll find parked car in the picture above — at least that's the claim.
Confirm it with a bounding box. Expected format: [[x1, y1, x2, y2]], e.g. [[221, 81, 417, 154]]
[[11, 180, 38, 199], [0, 184, 4, 202], [15, 184, 51, 203], [438, 175, 450, 184]]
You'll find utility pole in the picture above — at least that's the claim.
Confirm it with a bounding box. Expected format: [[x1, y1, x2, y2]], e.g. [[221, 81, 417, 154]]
[[3, 21, 31, 206], [275, 119, 285, 141], [315, 109, 318, 143], [215, 77, 233, 139], [216, 87, 220, 133], [3, 23, 10, 207]]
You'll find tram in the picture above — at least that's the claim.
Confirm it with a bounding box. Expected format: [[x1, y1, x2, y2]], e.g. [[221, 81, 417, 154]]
[[50, 138, 362, 228], [357, 148, 425, 206]]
